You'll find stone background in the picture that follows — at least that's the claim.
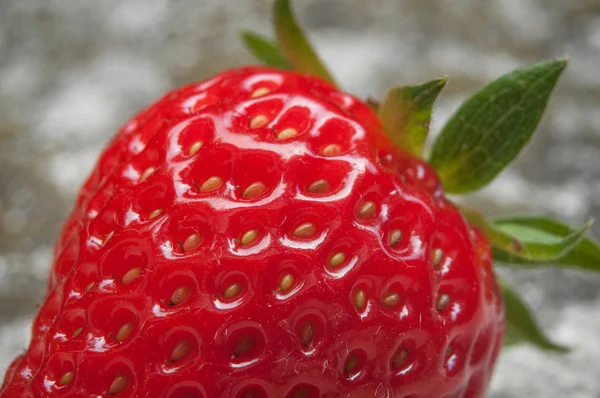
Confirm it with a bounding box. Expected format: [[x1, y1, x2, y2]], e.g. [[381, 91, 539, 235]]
[[1, 0, 600, 396]]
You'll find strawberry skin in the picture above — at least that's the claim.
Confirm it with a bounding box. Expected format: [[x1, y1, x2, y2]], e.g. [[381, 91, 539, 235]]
[[1, 67, 504, 398]]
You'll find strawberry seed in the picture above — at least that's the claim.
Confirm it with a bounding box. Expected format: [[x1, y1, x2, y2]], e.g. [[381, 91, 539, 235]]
[[224, 283, 242, 300], [436, 293, 450, 312], [182, 233, 202, 252], [241, 230, 259, 246], [322, 144, 341, 156], [170, 286, 191, 306], [233, 336, 255, 357], [293, 222, 316, 238], [299, 321, 315, 347], [60, 371, 74, 386], [307, 179, 330, 194], [279, 273, 294, 293], [251, 87, 270, 98], [170, 340, 192, 362], [432, 248, 443, 269], [116, 322, 134, 341], [344, 354, 359, 376], [329, 252, 345, 268], [103, 231, 114, 246], [382, 291, 400, 307], [148, 209, 162, 219], [108, 374, 129, 395], [249, 115, 268, 129], [391, 346, 409, 369], [388, 229, 403, 247], [187, 141, 203, 156], [276, 127, 298, 140], [199, 176, 223, 193], [358, 201, 376, 218], [354, 290, 366, 310], [84, 282, 95, 294], [122, 267, 141, 285], [243, 182, 267, 198], [140, 167, 155, 182]]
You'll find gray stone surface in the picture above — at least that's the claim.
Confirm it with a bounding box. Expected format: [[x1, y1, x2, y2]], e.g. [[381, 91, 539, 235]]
[[1, 0, 599, 396]]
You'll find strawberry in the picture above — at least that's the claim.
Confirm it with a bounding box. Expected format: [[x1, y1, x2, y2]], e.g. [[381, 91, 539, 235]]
[[2, 0, 599, 397], [0, 65, 504, 397]]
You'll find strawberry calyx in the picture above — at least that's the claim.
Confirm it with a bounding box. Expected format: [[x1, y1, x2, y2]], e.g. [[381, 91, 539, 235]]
[[240, 31, 291, 70], [378, 77, 447, 157], [428, 59, 568, 194], [241, 0, 600, 352], [272, 0, 337, 86], [462, 208, 592, 264]]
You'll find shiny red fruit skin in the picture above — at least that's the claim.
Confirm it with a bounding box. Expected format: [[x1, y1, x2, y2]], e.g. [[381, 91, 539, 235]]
[[1, 67, 504, 398]]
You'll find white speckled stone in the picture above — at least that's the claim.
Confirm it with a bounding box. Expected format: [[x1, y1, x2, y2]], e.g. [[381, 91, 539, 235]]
[[1, 1, 599, 396]]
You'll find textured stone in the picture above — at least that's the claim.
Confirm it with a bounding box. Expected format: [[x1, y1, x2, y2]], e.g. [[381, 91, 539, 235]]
[[1, 0, 599, 396]]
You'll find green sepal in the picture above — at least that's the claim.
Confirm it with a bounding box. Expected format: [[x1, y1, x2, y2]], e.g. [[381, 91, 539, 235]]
[[429, 59, 567, 194], [462, 208, 591, 262], [240, 31, 292, 69], [492, 216, 600, 271], [502, 280, 569, 352], [273, 0, 337, 86], [379, 78, 447, 157]]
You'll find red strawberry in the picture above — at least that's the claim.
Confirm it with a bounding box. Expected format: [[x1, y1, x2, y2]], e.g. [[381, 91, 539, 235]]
[[0, 66, 504, 397]]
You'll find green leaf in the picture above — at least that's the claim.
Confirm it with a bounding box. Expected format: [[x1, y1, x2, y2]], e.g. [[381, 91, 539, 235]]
[[429, 59, 567, 193], [240, 31, 292, 69], [461, 208, 591, 262], [379, 78, 447, 156], [502, 280, 569, 352], [492, 216, 600, 271], [273, 0, 337, 86]]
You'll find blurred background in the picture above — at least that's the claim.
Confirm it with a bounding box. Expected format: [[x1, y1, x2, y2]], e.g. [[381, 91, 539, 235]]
[[1, 0, 599, 396]]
